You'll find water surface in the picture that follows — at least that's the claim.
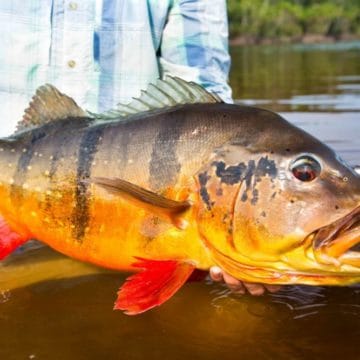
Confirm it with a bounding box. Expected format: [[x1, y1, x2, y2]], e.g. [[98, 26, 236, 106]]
[[230, 41, 360, 112], [1, 42, 360, 360]]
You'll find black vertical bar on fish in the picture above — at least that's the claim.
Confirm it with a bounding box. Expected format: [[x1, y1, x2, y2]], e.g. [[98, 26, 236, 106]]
[[44, 131, 68, 211], [72, 125, 105, 242], [113, 123, 131, 178], [149, 117, 183, 190], [11, 130, 46, 206]]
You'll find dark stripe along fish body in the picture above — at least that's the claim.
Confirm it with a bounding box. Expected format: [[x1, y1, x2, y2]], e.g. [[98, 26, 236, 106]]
[[0, 104, 288, 261], [0, 78, 359, 297]]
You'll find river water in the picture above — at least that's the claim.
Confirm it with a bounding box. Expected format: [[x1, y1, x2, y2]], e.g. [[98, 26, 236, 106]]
[[0, 42, 359, 360]]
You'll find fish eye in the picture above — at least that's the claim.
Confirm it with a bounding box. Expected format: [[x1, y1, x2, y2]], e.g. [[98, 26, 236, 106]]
[[290, 155, 321, 182]]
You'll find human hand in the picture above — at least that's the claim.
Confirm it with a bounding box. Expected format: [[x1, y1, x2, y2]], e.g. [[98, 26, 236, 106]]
[[210, 266, 282, 295]]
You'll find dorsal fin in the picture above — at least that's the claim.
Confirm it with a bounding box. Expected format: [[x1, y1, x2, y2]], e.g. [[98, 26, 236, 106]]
[[17, 84, 87, 132], [88, 76, 223, 120]]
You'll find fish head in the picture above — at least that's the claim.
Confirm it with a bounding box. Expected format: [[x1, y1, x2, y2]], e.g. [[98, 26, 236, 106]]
[[196, 112, 360, 285]]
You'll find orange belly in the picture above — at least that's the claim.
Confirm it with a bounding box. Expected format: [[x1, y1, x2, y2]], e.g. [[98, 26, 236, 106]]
[[0, 186, 213, 272]]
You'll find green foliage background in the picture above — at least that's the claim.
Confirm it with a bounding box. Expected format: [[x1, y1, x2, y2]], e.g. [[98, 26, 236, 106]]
[[227, 0, 360, 40]]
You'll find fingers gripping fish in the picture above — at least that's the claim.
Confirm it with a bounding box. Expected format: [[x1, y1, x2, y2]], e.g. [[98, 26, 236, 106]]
[[0, 77, 359, 315]]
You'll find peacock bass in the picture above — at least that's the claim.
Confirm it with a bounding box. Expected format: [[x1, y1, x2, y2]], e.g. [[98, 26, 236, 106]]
[[0, 77, 359, 315]]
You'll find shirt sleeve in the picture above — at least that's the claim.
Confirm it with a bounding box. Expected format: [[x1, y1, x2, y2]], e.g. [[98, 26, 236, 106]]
[[158, 0, 233, 103]]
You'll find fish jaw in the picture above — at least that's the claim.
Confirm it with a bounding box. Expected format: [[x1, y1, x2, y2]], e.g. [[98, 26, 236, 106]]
[[311, 205, 360, 268], [207, 240, 360, 286], [204, 216, 360, 286], [198, 201, 360, 285]]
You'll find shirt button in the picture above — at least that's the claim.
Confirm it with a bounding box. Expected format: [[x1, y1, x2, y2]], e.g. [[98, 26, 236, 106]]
[[69, 2, 78, 10], [67, 60, 76, 68]]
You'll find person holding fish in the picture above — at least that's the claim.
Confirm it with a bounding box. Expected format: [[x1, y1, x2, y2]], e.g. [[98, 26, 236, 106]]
[[0, 0, 294, 300]]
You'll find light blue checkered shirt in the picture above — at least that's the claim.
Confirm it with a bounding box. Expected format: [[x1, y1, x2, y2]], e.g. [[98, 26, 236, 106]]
[[0, 0, 232, 136]]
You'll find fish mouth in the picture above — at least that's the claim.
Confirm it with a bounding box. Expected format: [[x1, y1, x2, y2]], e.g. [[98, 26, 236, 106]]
[[311, 205, 360, 267]]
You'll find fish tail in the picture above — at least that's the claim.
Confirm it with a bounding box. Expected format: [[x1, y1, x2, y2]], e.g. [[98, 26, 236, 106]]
[[0, 216, 30, 260]]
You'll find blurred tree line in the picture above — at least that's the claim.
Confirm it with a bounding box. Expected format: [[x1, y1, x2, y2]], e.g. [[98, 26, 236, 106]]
[[227, 0, 360, 42]]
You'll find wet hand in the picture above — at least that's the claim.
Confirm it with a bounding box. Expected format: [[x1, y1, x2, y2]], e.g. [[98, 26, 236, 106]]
[[210, 266, 282, 296]]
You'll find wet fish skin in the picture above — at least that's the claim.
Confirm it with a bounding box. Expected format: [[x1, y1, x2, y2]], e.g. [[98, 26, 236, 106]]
[[0, 78, 359, 314], [0, 102, 358, 273]]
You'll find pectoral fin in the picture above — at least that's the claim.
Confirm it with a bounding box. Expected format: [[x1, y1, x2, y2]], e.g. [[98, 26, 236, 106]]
[[92, 177, 191, 228], [114, 258, 195, 315]]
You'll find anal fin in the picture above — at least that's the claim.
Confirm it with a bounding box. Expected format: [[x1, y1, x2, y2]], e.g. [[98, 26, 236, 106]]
[[0, 217, 29, 260], [114, 258, 195, 315]]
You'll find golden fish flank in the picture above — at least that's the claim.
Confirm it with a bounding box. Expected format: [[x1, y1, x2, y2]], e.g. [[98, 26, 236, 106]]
[[0, 77, 359, 315]]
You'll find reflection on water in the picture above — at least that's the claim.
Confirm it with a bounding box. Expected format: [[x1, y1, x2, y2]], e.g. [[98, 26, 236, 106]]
[[0, 249, 359, 360], [1, 42, 360, 360], [230, 41, 360, 112]]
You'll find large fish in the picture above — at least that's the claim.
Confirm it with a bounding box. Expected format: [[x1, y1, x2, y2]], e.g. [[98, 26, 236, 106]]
[[0, 77, 359, 315]]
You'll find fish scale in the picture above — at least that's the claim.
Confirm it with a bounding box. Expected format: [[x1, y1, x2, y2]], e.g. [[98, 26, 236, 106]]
[[0, 77, 359, 315]]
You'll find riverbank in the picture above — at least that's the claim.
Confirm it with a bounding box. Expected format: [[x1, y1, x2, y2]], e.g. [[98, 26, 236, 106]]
[[230, 33, 360, 46], [227, 0, 360, 46]]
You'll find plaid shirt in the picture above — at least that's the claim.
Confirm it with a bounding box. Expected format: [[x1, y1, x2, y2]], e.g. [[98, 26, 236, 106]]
[[0, 0, 232, 136]]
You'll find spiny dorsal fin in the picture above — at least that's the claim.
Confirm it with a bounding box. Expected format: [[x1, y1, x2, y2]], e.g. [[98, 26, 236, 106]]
[[17, 84, 87, 132], [88, 76, 222, 120]]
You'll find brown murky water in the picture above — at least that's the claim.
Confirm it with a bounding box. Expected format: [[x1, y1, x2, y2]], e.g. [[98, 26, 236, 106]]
[[1, 42, 360, 360]]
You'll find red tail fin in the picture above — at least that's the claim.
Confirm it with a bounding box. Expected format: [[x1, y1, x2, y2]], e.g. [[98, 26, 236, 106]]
[[0, 217, 29, 259], [114, 258, 195, 315]]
